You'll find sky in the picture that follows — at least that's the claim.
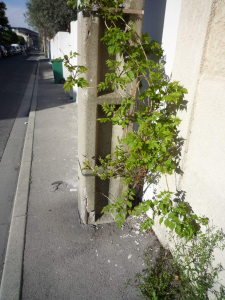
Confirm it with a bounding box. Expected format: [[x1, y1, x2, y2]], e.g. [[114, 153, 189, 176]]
[[4, 0, 32, 29]]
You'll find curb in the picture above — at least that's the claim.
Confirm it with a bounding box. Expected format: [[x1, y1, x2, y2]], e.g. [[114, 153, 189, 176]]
[[0, 61, 40, 300]]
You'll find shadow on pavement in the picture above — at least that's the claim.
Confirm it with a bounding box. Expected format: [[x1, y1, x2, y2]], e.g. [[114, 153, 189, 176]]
[[0, 54, 74, 121]]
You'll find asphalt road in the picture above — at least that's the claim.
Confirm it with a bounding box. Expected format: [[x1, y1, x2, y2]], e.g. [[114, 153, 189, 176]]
[[0, 51, 40, 280]]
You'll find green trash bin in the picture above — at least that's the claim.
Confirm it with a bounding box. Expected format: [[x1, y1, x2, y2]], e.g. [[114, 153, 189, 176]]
[[50, 59, 65, 84]]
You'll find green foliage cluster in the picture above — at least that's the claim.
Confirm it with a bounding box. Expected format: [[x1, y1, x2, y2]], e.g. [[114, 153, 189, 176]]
[[24, 0, 77, 38], [1, 29, 18, 46], [55, 51, 89, 91], [0, 1, 19, 46], [17, 36, 26, 45], [62, 0, 208, 240], [61, 3, 225, 296], [0, 1, 9, 30], [68, 0, 125, 11], [0, 1, 10, 45], [133, 226, 225, 300]]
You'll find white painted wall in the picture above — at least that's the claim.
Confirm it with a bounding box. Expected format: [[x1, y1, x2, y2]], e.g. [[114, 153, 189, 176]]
[[49, 31, 71, 81], [49, 27, 78, 101], [50, 35, 58, 59], [161, 0, 182, 77], [57, 32, 71, 81], [143, 0, 225, 292]]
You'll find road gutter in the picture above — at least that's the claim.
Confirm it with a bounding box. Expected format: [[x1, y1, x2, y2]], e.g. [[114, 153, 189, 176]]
[[0, 61, 40, 300]]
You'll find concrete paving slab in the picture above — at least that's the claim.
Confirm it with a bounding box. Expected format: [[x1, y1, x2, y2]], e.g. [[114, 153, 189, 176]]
[[22, 59, 161, 300]]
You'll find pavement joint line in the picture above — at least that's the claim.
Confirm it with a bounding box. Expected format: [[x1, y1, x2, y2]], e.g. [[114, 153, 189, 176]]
[[0, 60, 40, 300]]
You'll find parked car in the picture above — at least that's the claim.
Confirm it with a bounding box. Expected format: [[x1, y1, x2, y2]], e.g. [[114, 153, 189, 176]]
[[0, 45, 7, 58], [10, 46, 17, 55], [6, 46, 14, 56], [11, 44, 21, 54]]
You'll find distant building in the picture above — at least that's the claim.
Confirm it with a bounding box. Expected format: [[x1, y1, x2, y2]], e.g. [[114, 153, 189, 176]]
[[12, 27, 39, 47]]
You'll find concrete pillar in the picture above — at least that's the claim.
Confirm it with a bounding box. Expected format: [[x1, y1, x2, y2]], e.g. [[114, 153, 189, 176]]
[[70, 21, 78, 102], [77, 0, 145, 224]]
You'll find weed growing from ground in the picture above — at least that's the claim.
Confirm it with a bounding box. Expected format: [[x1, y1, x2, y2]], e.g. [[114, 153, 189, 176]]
[[131, 225, 225, 300]]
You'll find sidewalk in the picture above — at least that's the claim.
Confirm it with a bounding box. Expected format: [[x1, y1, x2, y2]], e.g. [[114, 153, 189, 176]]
[[1, 59, 161, 300]]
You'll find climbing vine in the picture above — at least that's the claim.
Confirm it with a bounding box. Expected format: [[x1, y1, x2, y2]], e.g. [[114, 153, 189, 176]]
[[61, 0, 208, 240]]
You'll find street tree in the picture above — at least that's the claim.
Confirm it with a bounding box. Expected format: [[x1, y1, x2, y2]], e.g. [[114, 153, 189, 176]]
[[24, 0, 77, 38], [18, 36, 25, 45], [0, 1, 10, 44], [2, 29, 18, 45]]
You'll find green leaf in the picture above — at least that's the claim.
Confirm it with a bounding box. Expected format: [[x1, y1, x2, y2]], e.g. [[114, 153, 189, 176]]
[[118, 199, 124, 204], [164, 219, 170, 228], [126, 201, 132, 208], [168, 221, 175, 230], [168, 212, 176, 219], [127, 71, 133, 81], [181, 87, 188, 94]]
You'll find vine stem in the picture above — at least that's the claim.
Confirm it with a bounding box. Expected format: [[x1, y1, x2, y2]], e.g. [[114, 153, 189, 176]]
[[165, 174, 169, 192]]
